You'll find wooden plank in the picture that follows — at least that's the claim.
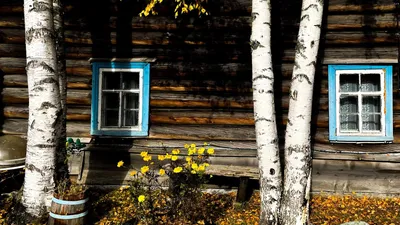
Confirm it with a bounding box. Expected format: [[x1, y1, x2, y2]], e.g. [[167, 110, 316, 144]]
[[3, 105, 92, 121], [1, 14, 399, 31], [3, 74, 92, 89]]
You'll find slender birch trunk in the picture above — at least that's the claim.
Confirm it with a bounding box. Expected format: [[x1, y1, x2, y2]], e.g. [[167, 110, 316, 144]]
[[280, 0, 323, 224], [53, 0, 69, 183], [23, 0, 60, 216], [251, 0, 282, 224]]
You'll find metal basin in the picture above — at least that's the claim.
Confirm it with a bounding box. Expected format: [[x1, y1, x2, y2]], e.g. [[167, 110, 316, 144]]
[[0, 135, 26, 170]]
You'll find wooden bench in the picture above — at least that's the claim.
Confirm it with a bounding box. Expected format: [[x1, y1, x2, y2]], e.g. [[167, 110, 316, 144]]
[[206, 164, 259, 202]]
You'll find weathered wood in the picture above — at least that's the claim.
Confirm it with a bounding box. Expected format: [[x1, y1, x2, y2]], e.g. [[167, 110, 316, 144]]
[[1, 88, 91, 105], [3, 74, 92, 89], [3, 105, 91, 121], [48, 193, 88, 225], [1, 14, 399, 31]]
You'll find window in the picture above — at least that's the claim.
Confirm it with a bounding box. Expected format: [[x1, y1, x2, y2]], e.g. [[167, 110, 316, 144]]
[[328, 65, 393, 143], [90, 59, 151, 136]]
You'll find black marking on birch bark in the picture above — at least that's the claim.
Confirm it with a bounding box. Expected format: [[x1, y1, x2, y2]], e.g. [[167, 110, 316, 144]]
[[38, 102, 57, 110], [295, 40, 307, 59], [255, 117, 273, 123], [253, 75, 273, 81], [32, 144, 57, 148], [310, 41, 315, 48], [26, 163, 45, 176], [31, 86, 44, 92], [251, 12, 259, 22], [287, 119, 293, 126], [29, 1, 51, 13], [292, 74, 312, 85], [270, 168, 275, 175], [250, 40, 264, 51], [297, 114, 305, 119], [300, 14, 310, 22], [27, 60, 56, 73], [270, 138, 278, 144], [30, 119, 35, 129], [304, 4, 319, 12], [36, 77, 58, 86], [263, 22, 271, 26], [51, 109, 62, 128], [314, 24, 321, 28], [307, 61, 316, 67], [262, 67, 272, 72], [289, 90, 298, 100], [25, 28, 54, 44]]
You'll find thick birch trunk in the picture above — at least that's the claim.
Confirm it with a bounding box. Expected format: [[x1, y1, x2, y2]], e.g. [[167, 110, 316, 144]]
[[251, 0, 282, 224], [53, 0, 69, 183], [23, 0, 60, 216], [280, 0, 323, 224]]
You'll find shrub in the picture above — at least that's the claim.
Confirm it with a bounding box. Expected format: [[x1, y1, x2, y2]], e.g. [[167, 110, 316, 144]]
[[117, 143, 215, 224]]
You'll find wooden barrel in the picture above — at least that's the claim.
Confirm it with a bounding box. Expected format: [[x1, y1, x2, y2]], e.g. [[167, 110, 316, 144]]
[[48, 193, 88, 225]]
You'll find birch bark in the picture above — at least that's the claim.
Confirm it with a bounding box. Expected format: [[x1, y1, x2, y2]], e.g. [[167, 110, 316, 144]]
[[251, 0, 282, 223], [22, 0, 60, 216], [280, 0, 324, 224], [53, 0, 69, 182]]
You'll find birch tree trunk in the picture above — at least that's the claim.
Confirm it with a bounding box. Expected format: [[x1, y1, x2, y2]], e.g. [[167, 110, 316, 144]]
[[53, 0, 69, 183], [251, 0, 282, 223], [23, 0, 60, 216], [280, 0, 323, 224]]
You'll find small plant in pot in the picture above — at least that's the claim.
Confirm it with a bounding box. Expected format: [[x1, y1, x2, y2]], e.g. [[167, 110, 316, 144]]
[[48, 179, 89, 225]]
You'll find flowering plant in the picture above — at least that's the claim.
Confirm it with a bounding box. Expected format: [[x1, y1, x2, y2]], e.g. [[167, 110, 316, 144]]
[[117, 143, 214, 223]]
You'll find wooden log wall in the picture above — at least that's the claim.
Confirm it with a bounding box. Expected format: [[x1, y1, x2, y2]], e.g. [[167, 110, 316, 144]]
[[2, 0, 400, 193]]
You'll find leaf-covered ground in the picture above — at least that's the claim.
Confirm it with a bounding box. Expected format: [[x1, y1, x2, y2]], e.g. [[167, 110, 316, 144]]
[[2, 186, 400, 224]]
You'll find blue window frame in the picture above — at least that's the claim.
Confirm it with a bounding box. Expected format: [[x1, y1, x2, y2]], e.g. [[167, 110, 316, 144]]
[[328, 65, 393, 143], [90, 60, 150, 136]]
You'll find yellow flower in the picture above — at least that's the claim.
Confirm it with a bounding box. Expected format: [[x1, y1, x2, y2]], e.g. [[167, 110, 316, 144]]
[[158, 155, 165, 161], [198, 165, 206, 171], [171, 155, 178, 161], [117, 160, 124, 168], [202, 163, 210, 167], [65, 142, 69, 148], [143, 155, 152, 162], [138, 195, 145, 203], [201, 8, 206, 13], [198, 147, 205, 155], [165, 153, 172, 159], [159, 169, 166, 176], [191, 170, 197, 174], [189, 5, 194, 11], [171, 149, 180, 155], [141, 166, 149, 174], [191, 163, 198, 170], [186, 156, 192, 162], [184, 144, 189, 148], [207, 148, 215, 155], [190, 143, 196, 148], [130, 171, 137, 176], [173, 167, 183, 173], [140, 151, 148, 157], [203, 142, 208, 146]]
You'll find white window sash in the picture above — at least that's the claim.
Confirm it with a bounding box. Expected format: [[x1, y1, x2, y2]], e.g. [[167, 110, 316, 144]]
[[335, 69, 385, 137], [98, 68, 144, 131]]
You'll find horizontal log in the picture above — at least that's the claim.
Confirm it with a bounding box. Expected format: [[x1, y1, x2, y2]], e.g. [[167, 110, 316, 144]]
[[1, 88, 91, 105], [1, 14, 398, 31], [3, 105, 92, 121], [2, 74, 93, 89], [2, 42, 397, 64], [1, 0, 397, 19], [1, 28, 397, 47]]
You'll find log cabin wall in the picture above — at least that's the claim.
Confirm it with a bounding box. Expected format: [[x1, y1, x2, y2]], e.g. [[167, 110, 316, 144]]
[[1, 0, 400, 195]]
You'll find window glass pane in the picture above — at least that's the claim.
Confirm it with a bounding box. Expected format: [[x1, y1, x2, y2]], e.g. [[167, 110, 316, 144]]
[[362, 96, 380, 113], [102, 93, 119, 109], [340, 114, 359, 131], [124, 93, 139, 109], [361, 73, 380, 92], [339, 96, 359, 132], [122, 72, 140, 90], [340, 95, 358, 113], [340, 74, 359, 92], [124, 110, 139, 126], [103, 110, 119, 126], [103, 72, 120, 89], [362, 114, 381, 131]]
